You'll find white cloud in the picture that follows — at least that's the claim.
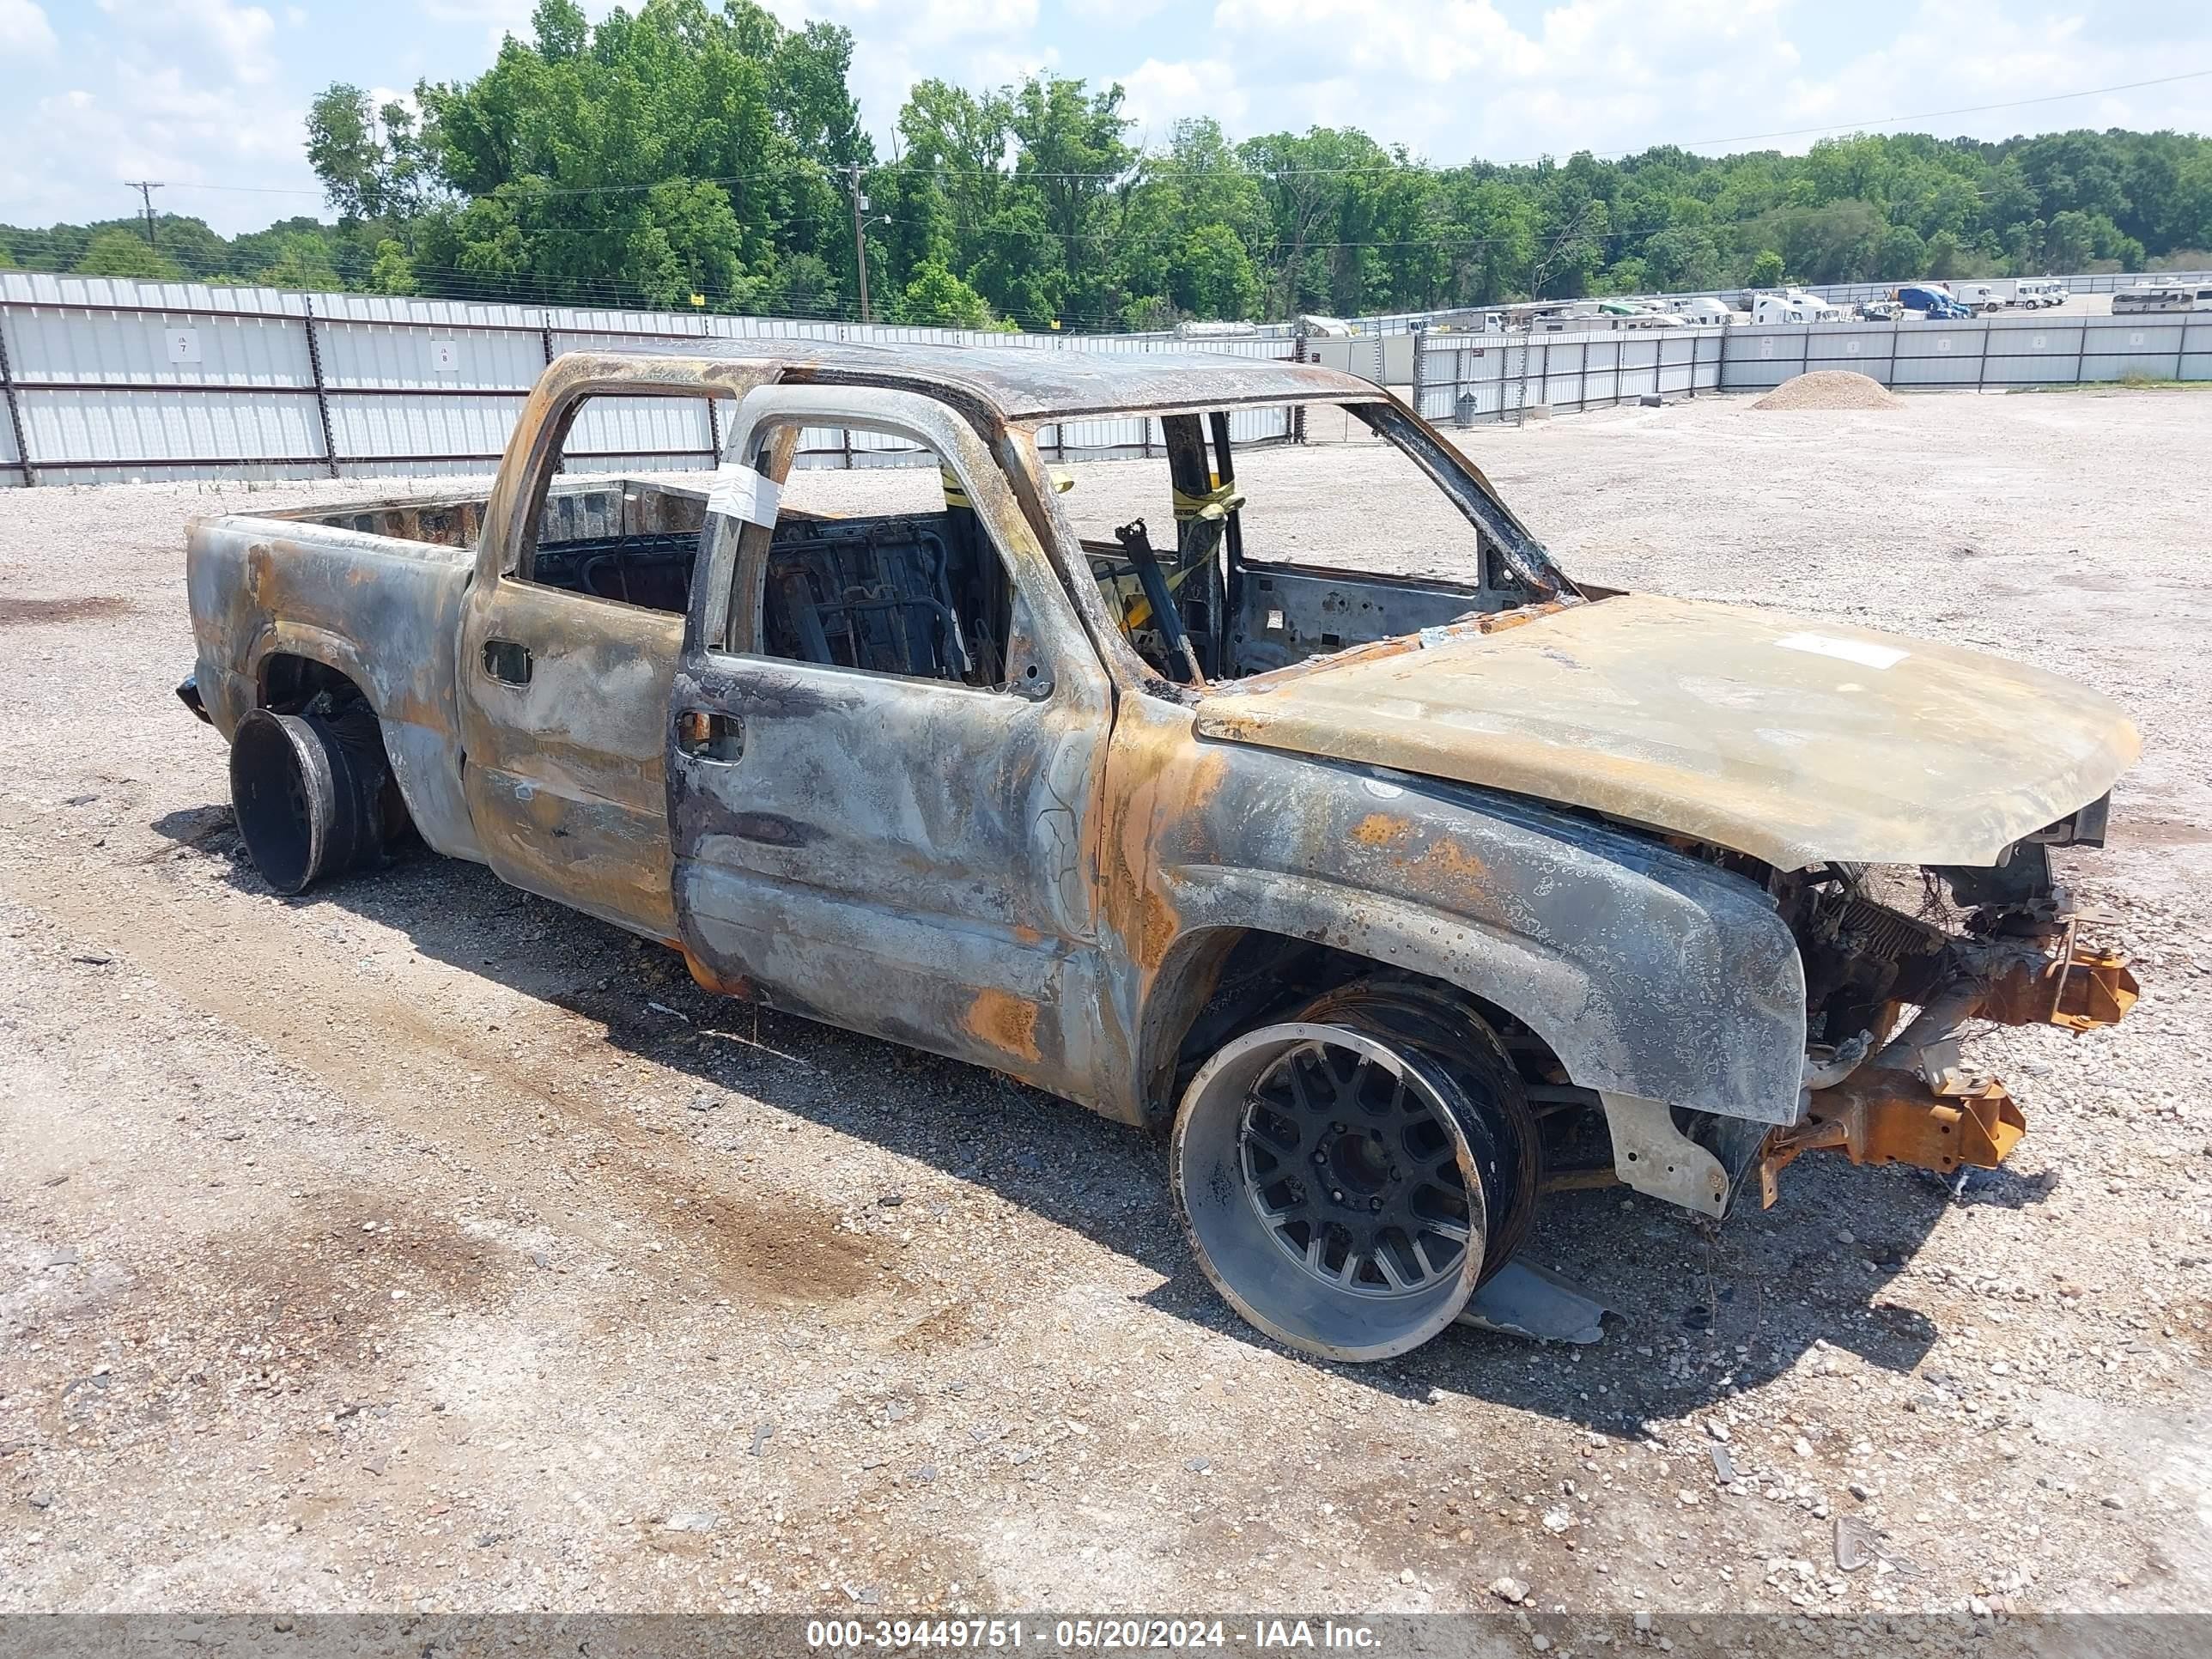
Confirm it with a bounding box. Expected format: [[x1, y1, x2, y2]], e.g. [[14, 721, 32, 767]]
[[21, 65, 306, 198], [0, 0, 57, 53], [417, 0, 535, 36], [416, 0, 529, 20], [92, 0, 281, 86], [771, 0, 1052, 158], [1119, 58, 1249, 142], [1, 0, 314, 234], [1097, 0, 2212, 167]]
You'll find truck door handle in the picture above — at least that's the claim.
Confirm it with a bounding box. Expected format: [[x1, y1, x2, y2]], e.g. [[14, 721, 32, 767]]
[[482, 639, 532, 686], [677, 708, 744, 763]]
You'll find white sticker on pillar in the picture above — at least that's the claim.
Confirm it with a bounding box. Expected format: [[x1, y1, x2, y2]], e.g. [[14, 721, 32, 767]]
[[165, 328, 201, 364], [708, 468, 781, 527]]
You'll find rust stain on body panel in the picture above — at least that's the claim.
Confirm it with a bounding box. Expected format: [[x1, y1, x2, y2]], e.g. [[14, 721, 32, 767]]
[[964, 988, 1044, 1063]]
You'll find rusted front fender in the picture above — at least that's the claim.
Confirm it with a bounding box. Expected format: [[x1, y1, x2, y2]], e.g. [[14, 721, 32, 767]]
[[1107, 697, 1808, 1129]]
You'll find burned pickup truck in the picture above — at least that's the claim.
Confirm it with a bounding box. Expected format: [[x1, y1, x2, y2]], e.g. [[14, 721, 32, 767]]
[[182, 344, 2139, 1359]]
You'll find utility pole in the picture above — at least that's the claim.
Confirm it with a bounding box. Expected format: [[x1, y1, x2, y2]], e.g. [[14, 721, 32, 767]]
[[844, 163, 872, 325], [125, 181, 166, 249]]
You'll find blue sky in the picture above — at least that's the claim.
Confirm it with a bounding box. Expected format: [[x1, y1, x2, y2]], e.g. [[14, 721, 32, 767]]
[[2, 0, 2208, 236]]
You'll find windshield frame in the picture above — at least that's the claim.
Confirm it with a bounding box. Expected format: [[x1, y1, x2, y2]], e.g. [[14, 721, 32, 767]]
[[1009, 394, 1578, 700]]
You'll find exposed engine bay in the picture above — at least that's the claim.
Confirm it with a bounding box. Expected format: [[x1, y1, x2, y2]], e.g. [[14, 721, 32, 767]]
[[1747, 811, 2136, 1205]]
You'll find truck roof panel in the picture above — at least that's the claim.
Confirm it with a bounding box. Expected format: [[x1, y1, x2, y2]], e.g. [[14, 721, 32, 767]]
[[598, 337, 1373, 421]]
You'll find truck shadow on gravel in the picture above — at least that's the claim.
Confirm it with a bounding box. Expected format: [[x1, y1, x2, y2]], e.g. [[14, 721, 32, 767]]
[[152, 808, 2045, 1433]]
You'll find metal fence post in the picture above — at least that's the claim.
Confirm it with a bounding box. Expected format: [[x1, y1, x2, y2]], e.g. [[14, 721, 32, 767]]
[[301, 295, 341, 478], [1294, 330, 1310, 443], [2177, 316, 2190, 384], [1975, 317, 1989, 394], [0, 306, 32, 487]]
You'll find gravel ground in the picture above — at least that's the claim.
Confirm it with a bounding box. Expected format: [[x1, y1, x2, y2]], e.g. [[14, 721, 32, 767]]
[[3, 386, 2209, 1637]]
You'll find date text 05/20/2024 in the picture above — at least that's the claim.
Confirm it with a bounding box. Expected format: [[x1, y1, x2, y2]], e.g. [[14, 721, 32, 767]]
[[804, 1618, 1382, 1651]]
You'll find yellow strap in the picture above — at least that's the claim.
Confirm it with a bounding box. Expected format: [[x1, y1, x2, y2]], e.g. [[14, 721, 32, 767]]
[[1171, 477, 1245, 523], [1120, 560, 1198, 631], [942, 465, 1073, 509]]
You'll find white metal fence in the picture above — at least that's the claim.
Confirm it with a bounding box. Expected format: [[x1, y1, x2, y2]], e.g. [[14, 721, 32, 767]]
[[6, 270, 2210, 483], [0, 273, 1297, 487], [1413, 328, 1727, 423], [1415, 311, 2212, 423]]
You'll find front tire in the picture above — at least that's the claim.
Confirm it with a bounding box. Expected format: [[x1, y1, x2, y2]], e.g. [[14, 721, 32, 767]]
[[1170, 982, 1540, 1362]]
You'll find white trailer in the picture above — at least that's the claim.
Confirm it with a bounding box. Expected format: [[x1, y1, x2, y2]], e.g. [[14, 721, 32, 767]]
[[1751, 291, 1841, 324], [1666, 297, 1736, 325]]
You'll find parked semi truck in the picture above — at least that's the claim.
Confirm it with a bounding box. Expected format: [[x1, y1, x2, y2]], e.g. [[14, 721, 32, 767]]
[[1896, 284, 1975, 319]]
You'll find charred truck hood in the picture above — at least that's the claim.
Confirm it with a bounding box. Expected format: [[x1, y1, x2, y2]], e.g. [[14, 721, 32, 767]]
[[1195, 593, 2138, 869]]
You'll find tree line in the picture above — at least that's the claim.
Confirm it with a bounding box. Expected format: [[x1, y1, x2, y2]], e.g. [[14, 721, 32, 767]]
[[5, 0, 2210, 331]]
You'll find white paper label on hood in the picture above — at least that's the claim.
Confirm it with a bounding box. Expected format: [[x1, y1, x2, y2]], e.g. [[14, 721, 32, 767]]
[[1774, 632, 1907, 671]]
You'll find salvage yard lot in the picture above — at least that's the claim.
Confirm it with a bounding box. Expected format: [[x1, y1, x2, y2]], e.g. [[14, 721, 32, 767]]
[[3, 386, 2209, 1626]]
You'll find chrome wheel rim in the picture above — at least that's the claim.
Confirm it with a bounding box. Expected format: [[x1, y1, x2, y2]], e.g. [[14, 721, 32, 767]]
[[1237, 1038, 1473, 1297], [1171, 1021, 1489, 1361]]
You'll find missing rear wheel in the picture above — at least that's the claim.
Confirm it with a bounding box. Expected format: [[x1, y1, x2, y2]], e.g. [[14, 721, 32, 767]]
[[229, 705, 389, 895]]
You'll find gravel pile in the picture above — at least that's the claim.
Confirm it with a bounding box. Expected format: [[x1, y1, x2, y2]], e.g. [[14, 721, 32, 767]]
[[1753, 370, 1906, 411]]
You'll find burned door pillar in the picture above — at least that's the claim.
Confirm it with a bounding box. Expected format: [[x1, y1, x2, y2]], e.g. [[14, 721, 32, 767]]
[[1162, 414, 1231, 678]]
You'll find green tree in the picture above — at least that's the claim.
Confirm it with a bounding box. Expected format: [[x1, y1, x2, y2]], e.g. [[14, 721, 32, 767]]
[[1877, 224, 1929, 279], [1642, 226, 1723, 292], [368, 239, 417, 295], [895, 259, 994, 328], [74, 229, 184, 280], [964, 196, 1067, 326], [252, 232, 344, 290], [306, 84, 428, 222], [1176, 222, 1261, 319], [1747, 248, 1784, 287], [402, 0, 869, 308]]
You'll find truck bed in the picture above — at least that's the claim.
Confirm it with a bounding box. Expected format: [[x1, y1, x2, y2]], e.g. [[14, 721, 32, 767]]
[[266, 475, 714, 552]]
